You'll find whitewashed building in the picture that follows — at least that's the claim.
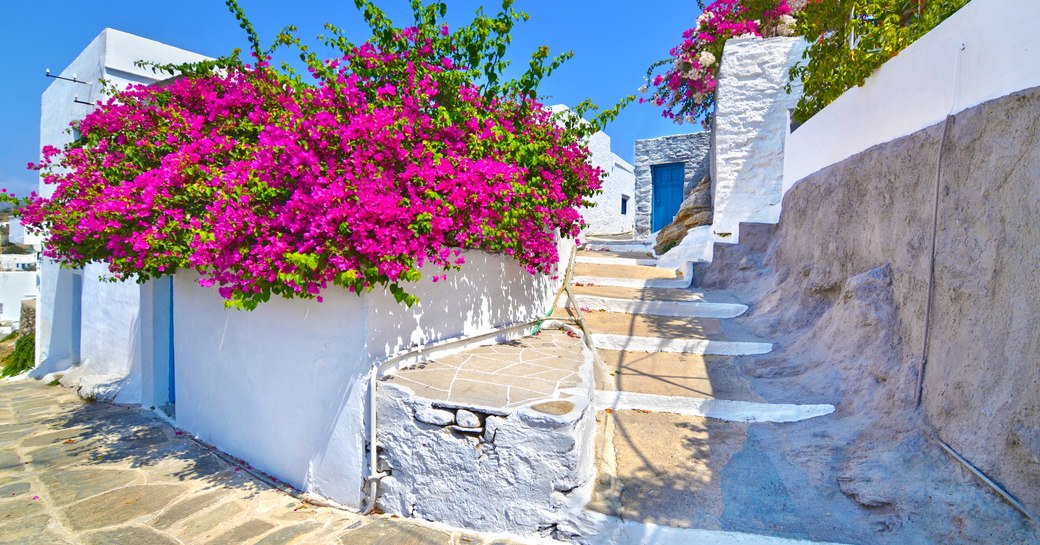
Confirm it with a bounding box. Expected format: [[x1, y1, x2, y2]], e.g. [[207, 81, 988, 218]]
[[30, 29, 570, 510]]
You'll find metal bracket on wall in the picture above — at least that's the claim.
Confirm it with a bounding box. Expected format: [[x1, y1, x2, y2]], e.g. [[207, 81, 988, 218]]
[[45, 69, 90, 85]]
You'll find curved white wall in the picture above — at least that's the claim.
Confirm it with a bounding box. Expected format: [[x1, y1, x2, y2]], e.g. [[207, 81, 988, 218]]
[[173, 240, 568, 508], [783, 0, 1040, 191]]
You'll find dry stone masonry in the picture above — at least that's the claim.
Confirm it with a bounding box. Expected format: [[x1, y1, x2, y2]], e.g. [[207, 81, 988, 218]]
[[633, 132, 711, 237]]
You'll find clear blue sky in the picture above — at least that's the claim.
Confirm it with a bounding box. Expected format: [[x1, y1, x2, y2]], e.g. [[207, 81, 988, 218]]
[[0, 0, 703, 198]]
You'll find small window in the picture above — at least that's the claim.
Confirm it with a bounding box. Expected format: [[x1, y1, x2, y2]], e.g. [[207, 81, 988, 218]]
[[621, 195, 630, 215]]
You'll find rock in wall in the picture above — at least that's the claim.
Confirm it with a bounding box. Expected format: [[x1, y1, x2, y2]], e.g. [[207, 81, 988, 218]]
[[654, 174, 713, 254], [19, 298, 35, 333]]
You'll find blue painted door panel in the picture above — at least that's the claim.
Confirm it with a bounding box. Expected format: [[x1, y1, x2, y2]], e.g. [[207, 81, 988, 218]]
[[651, 163, 684, 232]]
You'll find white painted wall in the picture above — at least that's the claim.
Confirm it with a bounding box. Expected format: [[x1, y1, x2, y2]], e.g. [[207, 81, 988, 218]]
[[783, 0, 1040, 190], [583, 131, 636, 236], [35, 28, 208, 382], [0, 272, 37, 323], [711, 36, 807, 243], [173, 240, 568, 509], [8, 218, 41, 246], [66, 262, 145, 404]]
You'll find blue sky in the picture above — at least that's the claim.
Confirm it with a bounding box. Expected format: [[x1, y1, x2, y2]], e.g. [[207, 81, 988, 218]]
[[0, 1, 703, 198]]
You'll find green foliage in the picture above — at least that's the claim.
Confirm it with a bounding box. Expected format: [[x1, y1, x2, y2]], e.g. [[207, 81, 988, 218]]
[[1, 333, 35, 378], [789, 0, 969, 124]]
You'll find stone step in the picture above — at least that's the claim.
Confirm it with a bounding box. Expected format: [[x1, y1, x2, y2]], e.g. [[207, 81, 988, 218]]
[[588, 412, 856, 545], [573, 263, 679, 281], [597, 350, 754, 401], [570, 285, 716, 303], [559, 310, 725, 341], [583, 241, 655, 254], [561, 294, 747, 319], [573, 275, 692, 290], [575, 254, 659, 267], [577, 250, 656, 260]]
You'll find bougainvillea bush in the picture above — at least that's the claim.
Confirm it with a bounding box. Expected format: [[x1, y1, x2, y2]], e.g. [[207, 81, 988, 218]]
[[789, 0, 970, 124], [643, 0, 795, 126], [17, 0, 630, 309]]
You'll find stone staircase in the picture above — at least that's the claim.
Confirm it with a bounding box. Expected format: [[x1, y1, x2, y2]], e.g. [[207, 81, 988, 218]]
[[559, 241, 854, 545]]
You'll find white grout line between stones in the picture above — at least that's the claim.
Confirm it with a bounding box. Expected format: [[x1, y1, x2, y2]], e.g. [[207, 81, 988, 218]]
[[594, 390, 835, 423], [580, 513, 857, 545]]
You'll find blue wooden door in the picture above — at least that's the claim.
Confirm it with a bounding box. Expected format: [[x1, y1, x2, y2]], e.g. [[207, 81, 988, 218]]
[[651, 163, 684, 232]]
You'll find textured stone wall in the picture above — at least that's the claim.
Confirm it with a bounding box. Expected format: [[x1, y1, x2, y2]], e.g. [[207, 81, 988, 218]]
[[773, 87, 1040, 516], [711, 36, 806, 242], [19, 299, 35, 333], [633, 132, 711, 237]]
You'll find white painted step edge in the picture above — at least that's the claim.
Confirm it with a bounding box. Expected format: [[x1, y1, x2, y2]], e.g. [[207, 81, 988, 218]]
[[575, 255, 659, 266], [579, 513, 856, 545], [593, 334, 772, 356], [573, 276, 692, 289], [595, 390, 835, 423], [583, 242, 653, 253], [563, 295, 747, 318]]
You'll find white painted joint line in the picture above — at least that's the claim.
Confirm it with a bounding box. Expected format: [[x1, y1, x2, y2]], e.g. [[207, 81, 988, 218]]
[[583, 242, 653, 253], [575, 255, 659, 267], [572, 276, 692, 289], [592, 334, 772, 356], [583, 514, 857, 545], [561, 295, 747, 319], [594, 390, 835, 423]]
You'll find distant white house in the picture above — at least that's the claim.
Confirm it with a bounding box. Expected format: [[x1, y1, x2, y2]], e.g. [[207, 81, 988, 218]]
[[584, 130, 636, 236], [547, 105, 635, 237], [9, 217, 42, 248]]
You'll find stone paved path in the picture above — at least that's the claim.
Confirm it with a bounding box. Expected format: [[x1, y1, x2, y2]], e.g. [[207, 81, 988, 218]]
[[0, 379, 531, 545]]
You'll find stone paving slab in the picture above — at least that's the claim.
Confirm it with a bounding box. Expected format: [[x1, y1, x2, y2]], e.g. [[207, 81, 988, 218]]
[[0, 379, 541, 545], [552, 307, 737, 341], [382, 330, 586, 412], [573, 263, 679, 281], [597, 351, 760, 402], [575, 250, 655, 260]]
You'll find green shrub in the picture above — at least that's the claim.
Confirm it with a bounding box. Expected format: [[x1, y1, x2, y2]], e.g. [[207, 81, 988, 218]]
[[790, 0, 969, 124], [1, 333, 35, 378]]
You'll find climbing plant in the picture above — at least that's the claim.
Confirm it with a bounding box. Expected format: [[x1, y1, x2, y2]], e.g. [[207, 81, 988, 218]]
[[642, 0, 795, 127], [11, 0, 632, 310], [789, 0, 969, 124]]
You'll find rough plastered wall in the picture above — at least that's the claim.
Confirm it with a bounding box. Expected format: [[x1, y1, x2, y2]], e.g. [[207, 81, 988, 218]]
[[921, 88, 1040, 516], [174, 242, 567, 509], [376, 351, 596, 537], [582, 131, 635, 236], [771, 87, 1040, 517], [633, 132, 711, 237], [711, 36, 806, 242]]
